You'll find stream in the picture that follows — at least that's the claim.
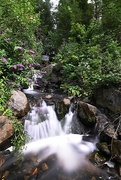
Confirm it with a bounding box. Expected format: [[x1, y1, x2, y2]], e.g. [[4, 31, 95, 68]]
[[0, 89, 120, 179]]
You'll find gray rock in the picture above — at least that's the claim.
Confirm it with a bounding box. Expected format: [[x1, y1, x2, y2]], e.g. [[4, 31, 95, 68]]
[[77, 101, 99, 126], [112, 139, 121, 163], [100, 124, 118, 142], [93, 86, 121, 114], [8, 90, 30, 118]]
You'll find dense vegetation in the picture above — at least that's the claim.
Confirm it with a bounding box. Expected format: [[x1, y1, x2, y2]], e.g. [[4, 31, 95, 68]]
[[0, 0, 121, 150], [54, 0, 121, 96]]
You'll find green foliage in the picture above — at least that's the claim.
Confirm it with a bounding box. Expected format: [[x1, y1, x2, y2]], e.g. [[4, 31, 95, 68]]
[[35, 0, 55, 54], [78, 0, 93, 26], [61, 84, 82, 96], [0, 0, 42, 154], [0, 79, 11, 113], [102, 0, 121, 42], [0, 29, 40, 89], [0, 0, 39, 32], [11, 118, 27, 154], [0, 79, 27, 154], [0, 86, 27, 154], [54, 0, 93, 49], [55, 33, 121, 97], [0, 0, 43, 90]]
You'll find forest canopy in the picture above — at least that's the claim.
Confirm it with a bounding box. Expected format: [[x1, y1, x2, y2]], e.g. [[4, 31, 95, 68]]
[[0, 0, 121, 103]]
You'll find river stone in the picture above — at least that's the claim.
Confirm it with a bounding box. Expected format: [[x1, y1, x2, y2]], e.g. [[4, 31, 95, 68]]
[[112, 139, 121, 163], [0, 116, 14, 146], [97, 142, 111, 156], [100, 124, 117, 142], [77, 101, 99, 126], [91, 151, 107, 165], [8, 90, 30, 118], [63, 98, 70, 106], [55, 99, 70, 120]]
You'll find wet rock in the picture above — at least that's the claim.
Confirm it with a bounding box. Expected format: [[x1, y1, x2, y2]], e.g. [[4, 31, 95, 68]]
[[95, 114, 108, 133], [0, 116, 14, 149], [0, 152, 5, 167], [72, 101, 108, 134], [118, 123, 121, 140], [92, 85, 121, 114], [100, 124, 117, 142], [28, 154, 109, 180], [119, 165, 121, 177], [71, 113, 86, 134], [42, 163, 48, 171], [97, 142, 111, 156], [49, 73, 59, 84], [55, 99, 70, 119], [77, 101, 99, 126], [118, 130, 121, 140], [63, 98, 70, 106], [31, 167, 38, 175], [45, 94, 52, 99], [112, 139, 121, 163], [8, 90, 30, 118], [37, 64, 60, 92], [41, 64, 55, 75], [2, 170, 9, 179], [91, 151, 107, 165]]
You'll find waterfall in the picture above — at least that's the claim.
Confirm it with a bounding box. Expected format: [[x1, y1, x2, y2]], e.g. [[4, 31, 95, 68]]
[[24, 101, 64, 141], [22, 99, 97, 172], [24, 100, 73, 142], [0, 99, 98, 176]]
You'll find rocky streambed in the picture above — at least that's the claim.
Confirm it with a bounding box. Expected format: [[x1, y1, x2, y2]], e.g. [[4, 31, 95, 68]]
[[0, 84, 121, 179]]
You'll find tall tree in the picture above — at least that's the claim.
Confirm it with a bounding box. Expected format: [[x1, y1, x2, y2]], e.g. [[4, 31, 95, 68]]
[[36, 0, 54, 34], [54, 0, 83, 47], [90, 0, 102, 19], [35, 0, 55, 53], [78, 0, 93, 26], [102, 0, 121, 42], [55, 0, 72, 43]]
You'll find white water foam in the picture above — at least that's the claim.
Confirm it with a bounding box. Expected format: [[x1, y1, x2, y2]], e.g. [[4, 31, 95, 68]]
[[23, 100, 96, 171], [23, 85, 41, 95], [0, 99, 96, 173], [23, 134, 95, 171], [24, 101, 64, 141]]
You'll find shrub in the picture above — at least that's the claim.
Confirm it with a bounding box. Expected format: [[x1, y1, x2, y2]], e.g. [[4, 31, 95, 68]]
[[55, 37, 121, 97], [0, 29, 43, 90]]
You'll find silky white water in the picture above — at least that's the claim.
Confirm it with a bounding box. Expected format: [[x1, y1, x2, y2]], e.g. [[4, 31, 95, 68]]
[[23, 99, 96, 171]]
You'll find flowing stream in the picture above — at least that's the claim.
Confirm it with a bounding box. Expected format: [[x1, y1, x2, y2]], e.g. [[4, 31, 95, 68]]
[[0, 92, 111, 179], [22, 99, 97, 172]]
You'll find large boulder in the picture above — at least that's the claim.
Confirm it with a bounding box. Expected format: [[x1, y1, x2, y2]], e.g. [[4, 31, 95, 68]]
[[0, 116, 14, 149], [77, 101, 99, 125], [92, 85, 121, 114], [55, 98, 71, 120], [8, 90, 30, 118], [76, 101, 108, 136]]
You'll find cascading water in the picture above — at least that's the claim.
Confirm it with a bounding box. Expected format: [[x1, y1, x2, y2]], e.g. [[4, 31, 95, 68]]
[[24, 100, 64, 141], [23, 99, 97, 172], [24, 100, 74, 141], [0, 97, 110, 179]]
